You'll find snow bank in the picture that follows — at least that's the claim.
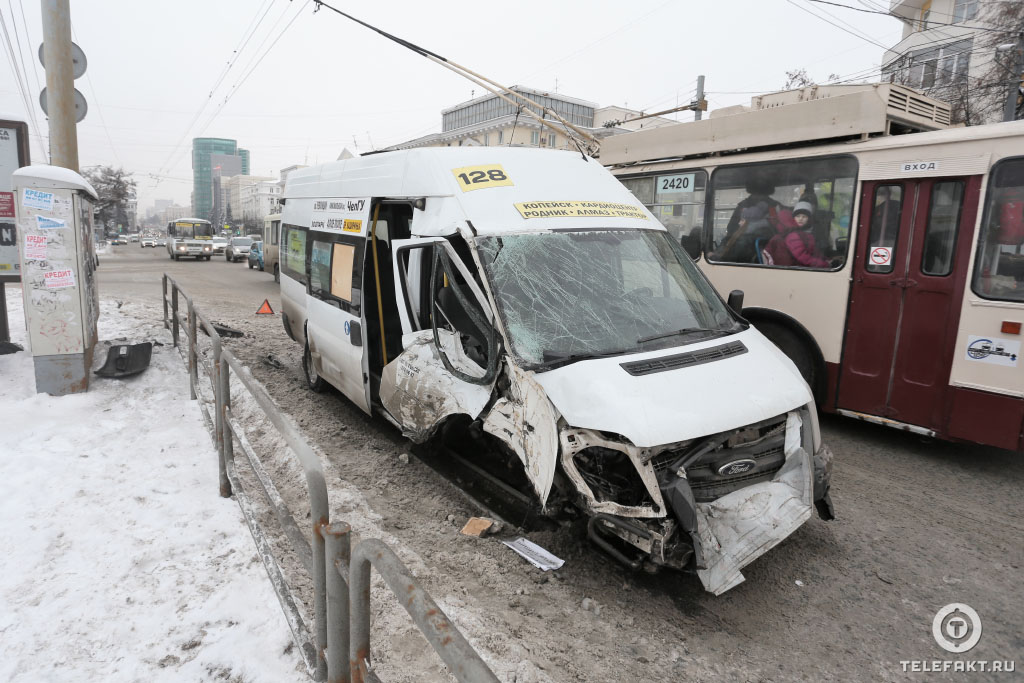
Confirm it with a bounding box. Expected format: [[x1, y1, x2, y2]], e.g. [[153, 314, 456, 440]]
[[0, 287, 305, 682]]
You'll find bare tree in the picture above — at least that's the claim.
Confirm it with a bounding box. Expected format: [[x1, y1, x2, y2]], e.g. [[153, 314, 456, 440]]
[[783, 69, 843, 90], [883, 2, 1023, 125]]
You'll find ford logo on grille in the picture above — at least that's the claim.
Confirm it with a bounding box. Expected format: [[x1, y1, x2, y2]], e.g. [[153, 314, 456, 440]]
[[717, 459, 756, 476]]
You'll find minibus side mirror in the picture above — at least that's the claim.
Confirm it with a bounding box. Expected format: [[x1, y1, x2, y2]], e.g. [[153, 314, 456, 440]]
[[727, 290, 745, 315]]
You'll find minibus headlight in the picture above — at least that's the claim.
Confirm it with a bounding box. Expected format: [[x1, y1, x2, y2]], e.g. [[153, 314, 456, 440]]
[[203, 246, 211, 251], [178, 246, 186, 251]]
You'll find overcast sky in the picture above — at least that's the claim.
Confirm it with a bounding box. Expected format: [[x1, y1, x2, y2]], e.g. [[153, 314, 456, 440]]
[[1, 0, 905, 211]]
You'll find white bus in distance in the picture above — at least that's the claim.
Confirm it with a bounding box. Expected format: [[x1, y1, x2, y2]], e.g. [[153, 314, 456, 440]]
[[166, 218, 214, 260], [279, 147, 834, 595]]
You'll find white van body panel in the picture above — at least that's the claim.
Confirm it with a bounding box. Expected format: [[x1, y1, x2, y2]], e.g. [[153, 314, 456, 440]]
[[284, 148, 655, 237], [380, 330, 494, 441], [307, 296, 369, 413], [482, 363, 561, 503], [532, 327, 812, 448]]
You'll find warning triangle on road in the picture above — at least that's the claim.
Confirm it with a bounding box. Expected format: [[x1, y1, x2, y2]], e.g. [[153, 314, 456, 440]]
[[256, 299, 275, 315]]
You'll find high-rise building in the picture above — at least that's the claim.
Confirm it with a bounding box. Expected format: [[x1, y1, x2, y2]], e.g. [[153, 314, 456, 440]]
[[191, 138, 250, 221]]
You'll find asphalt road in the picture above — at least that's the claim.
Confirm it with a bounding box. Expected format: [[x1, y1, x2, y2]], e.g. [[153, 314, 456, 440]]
[[93, 244, 1024, 681]]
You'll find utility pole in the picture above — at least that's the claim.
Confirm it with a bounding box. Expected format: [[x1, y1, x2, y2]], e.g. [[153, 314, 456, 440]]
[[1003, 31, 1024, 123], [41, 0, 78, 170], [694, 75, 706, 121]]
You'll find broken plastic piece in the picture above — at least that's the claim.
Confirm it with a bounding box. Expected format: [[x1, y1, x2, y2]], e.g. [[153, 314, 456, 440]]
[[94, 342, 153, 378], [212, 323, 243, 338], [501, 537, 564, 571]]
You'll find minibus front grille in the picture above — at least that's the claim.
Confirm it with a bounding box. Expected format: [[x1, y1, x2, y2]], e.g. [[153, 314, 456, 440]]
[[620, 340, 747, 376]]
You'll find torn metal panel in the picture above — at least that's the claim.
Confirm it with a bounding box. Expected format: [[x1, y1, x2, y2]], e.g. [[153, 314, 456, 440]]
[[380, 330, 493, 442], [481, 363, 560, 505], [557, 427, 668, 519], [694, 411, 813, 595]]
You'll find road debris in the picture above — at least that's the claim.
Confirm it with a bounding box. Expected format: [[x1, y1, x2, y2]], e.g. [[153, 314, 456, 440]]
[[501, 537, 564, 572], [460, 517, 495, 537]]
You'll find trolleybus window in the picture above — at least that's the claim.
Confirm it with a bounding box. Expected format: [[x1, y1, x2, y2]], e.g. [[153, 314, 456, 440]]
[[972, 157, 1024, 302], [921, 181, 964, 277], [619, 171, 706, 260], [865, 184, 903, 274], [707, 156, 857, 269]]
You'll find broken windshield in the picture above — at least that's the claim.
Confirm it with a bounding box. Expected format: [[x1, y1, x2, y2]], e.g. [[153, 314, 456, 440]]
[[477, 229, 740, 369]]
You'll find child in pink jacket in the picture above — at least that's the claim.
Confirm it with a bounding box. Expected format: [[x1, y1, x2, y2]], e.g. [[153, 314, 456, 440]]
[[762, 202, 830, 268]]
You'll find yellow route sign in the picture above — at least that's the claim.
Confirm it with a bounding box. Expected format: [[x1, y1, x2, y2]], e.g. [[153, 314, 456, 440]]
[[514, 201, 648, 220], [452, 165, 513, 192]]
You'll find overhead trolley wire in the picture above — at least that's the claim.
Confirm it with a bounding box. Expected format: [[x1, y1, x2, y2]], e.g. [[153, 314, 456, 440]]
[[309, 0, 600, 155], [155, 0, 282, 177], [806, 0, 1015, 33]]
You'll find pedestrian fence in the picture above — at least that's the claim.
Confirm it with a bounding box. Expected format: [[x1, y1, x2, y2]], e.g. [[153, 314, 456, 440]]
[[162, 274, 498, 683]]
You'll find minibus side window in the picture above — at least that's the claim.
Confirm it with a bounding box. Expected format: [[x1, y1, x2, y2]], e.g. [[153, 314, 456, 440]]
[[972, 157, 1024, 302], [282, 224, 308, 283], [271, 220, 280, 245], [309, 236, 362, 314], [430, 244, 498, 385]]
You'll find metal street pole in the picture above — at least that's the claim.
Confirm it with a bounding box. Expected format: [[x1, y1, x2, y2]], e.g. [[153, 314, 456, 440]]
[[1004, 31, 1024, 123], [40, 0, 78, 171], [695, 75, 706, 121]]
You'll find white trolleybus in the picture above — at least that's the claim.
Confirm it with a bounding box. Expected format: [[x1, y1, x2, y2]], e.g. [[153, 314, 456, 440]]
[[166, 217, 214, 260], [605, 83, 1024, 452]]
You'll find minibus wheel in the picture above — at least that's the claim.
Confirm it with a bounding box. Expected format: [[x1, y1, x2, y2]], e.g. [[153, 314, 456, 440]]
[[303, 342, 326, 392]]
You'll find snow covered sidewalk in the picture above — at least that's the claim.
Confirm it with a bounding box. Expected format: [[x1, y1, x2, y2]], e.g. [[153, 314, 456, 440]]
[[0, 288, 306, 682]]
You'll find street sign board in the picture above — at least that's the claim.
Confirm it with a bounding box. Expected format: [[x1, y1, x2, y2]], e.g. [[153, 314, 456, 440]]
[[37, 41, 87, 79]]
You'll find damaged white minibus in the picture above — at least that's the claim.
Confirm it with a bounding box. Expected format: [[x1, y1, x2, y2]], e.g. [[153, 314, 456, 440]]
[[279, 147, 834, 594]]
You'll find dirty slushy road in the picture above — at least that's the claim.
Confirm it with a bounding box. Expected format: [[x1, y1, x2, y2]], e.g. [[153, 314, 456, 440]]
[[99, 245, 1024, 681]]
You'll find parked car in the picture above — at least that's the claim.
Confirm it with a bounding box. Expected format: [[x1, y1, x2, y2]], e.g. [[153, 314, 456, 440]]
[[225, 236, 253, 262], [247, 240, 264, 271], [141, 237, 157, 248], [211, 236, 228, 254]]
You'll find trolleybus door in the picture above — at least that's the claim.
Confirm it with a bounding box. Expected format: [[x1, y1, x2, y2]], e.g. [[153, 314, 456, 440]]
[[838, 177, 979, 431]]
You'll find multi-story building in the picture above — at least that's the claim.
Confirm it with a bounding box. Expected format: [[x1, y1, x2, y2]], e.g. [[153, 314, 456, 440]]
[[882, 0, 1014, 124], [384, 86, 675, 151], [240, 180, 282, 227], [222, 175, 273, 224], [191, 137, 250, 221], [159, 204, 191, 226]]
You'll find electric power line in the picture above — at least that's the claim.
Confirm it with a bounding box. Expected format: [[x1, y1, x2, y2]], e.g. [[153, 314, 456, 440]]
[[805, 0, 1015, 33]]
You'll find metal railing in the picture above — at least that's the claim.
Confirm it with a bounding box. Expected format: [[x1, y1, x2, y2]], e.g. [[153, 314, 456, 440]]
[[162, 274, 498, 683]]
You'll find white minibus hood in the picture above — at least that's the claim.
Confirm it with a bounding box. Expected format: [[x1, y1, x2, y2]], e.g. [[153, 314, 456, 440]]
[[531, 326, 812, 448]]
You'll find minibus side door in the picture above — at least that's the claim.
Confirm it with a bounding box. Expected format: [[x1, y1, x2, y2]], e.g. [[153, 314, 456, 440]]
[[306, 232, 370, 414], [381, 237, 496, 439]]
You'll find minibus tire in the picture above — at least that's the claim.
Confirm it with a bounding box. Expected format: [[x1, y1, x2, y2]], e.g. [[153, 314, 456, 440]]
[[303, 342, 326, 392]]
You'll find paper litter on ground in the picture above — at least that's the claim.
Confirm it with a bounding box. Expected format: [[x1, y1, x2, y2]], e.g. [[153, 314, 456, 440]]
[[501, 537, 565, 571]]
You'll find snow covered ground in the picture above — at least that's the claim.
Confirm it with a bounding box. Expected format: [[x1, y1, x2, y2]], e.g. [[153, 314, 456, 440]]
[[0, 286, 306, 682]]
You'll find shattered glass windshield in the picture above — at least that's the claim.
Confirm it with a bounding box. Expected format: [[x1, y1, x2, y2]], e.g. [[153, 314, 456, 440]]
[[477, 229, 741, 370]]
